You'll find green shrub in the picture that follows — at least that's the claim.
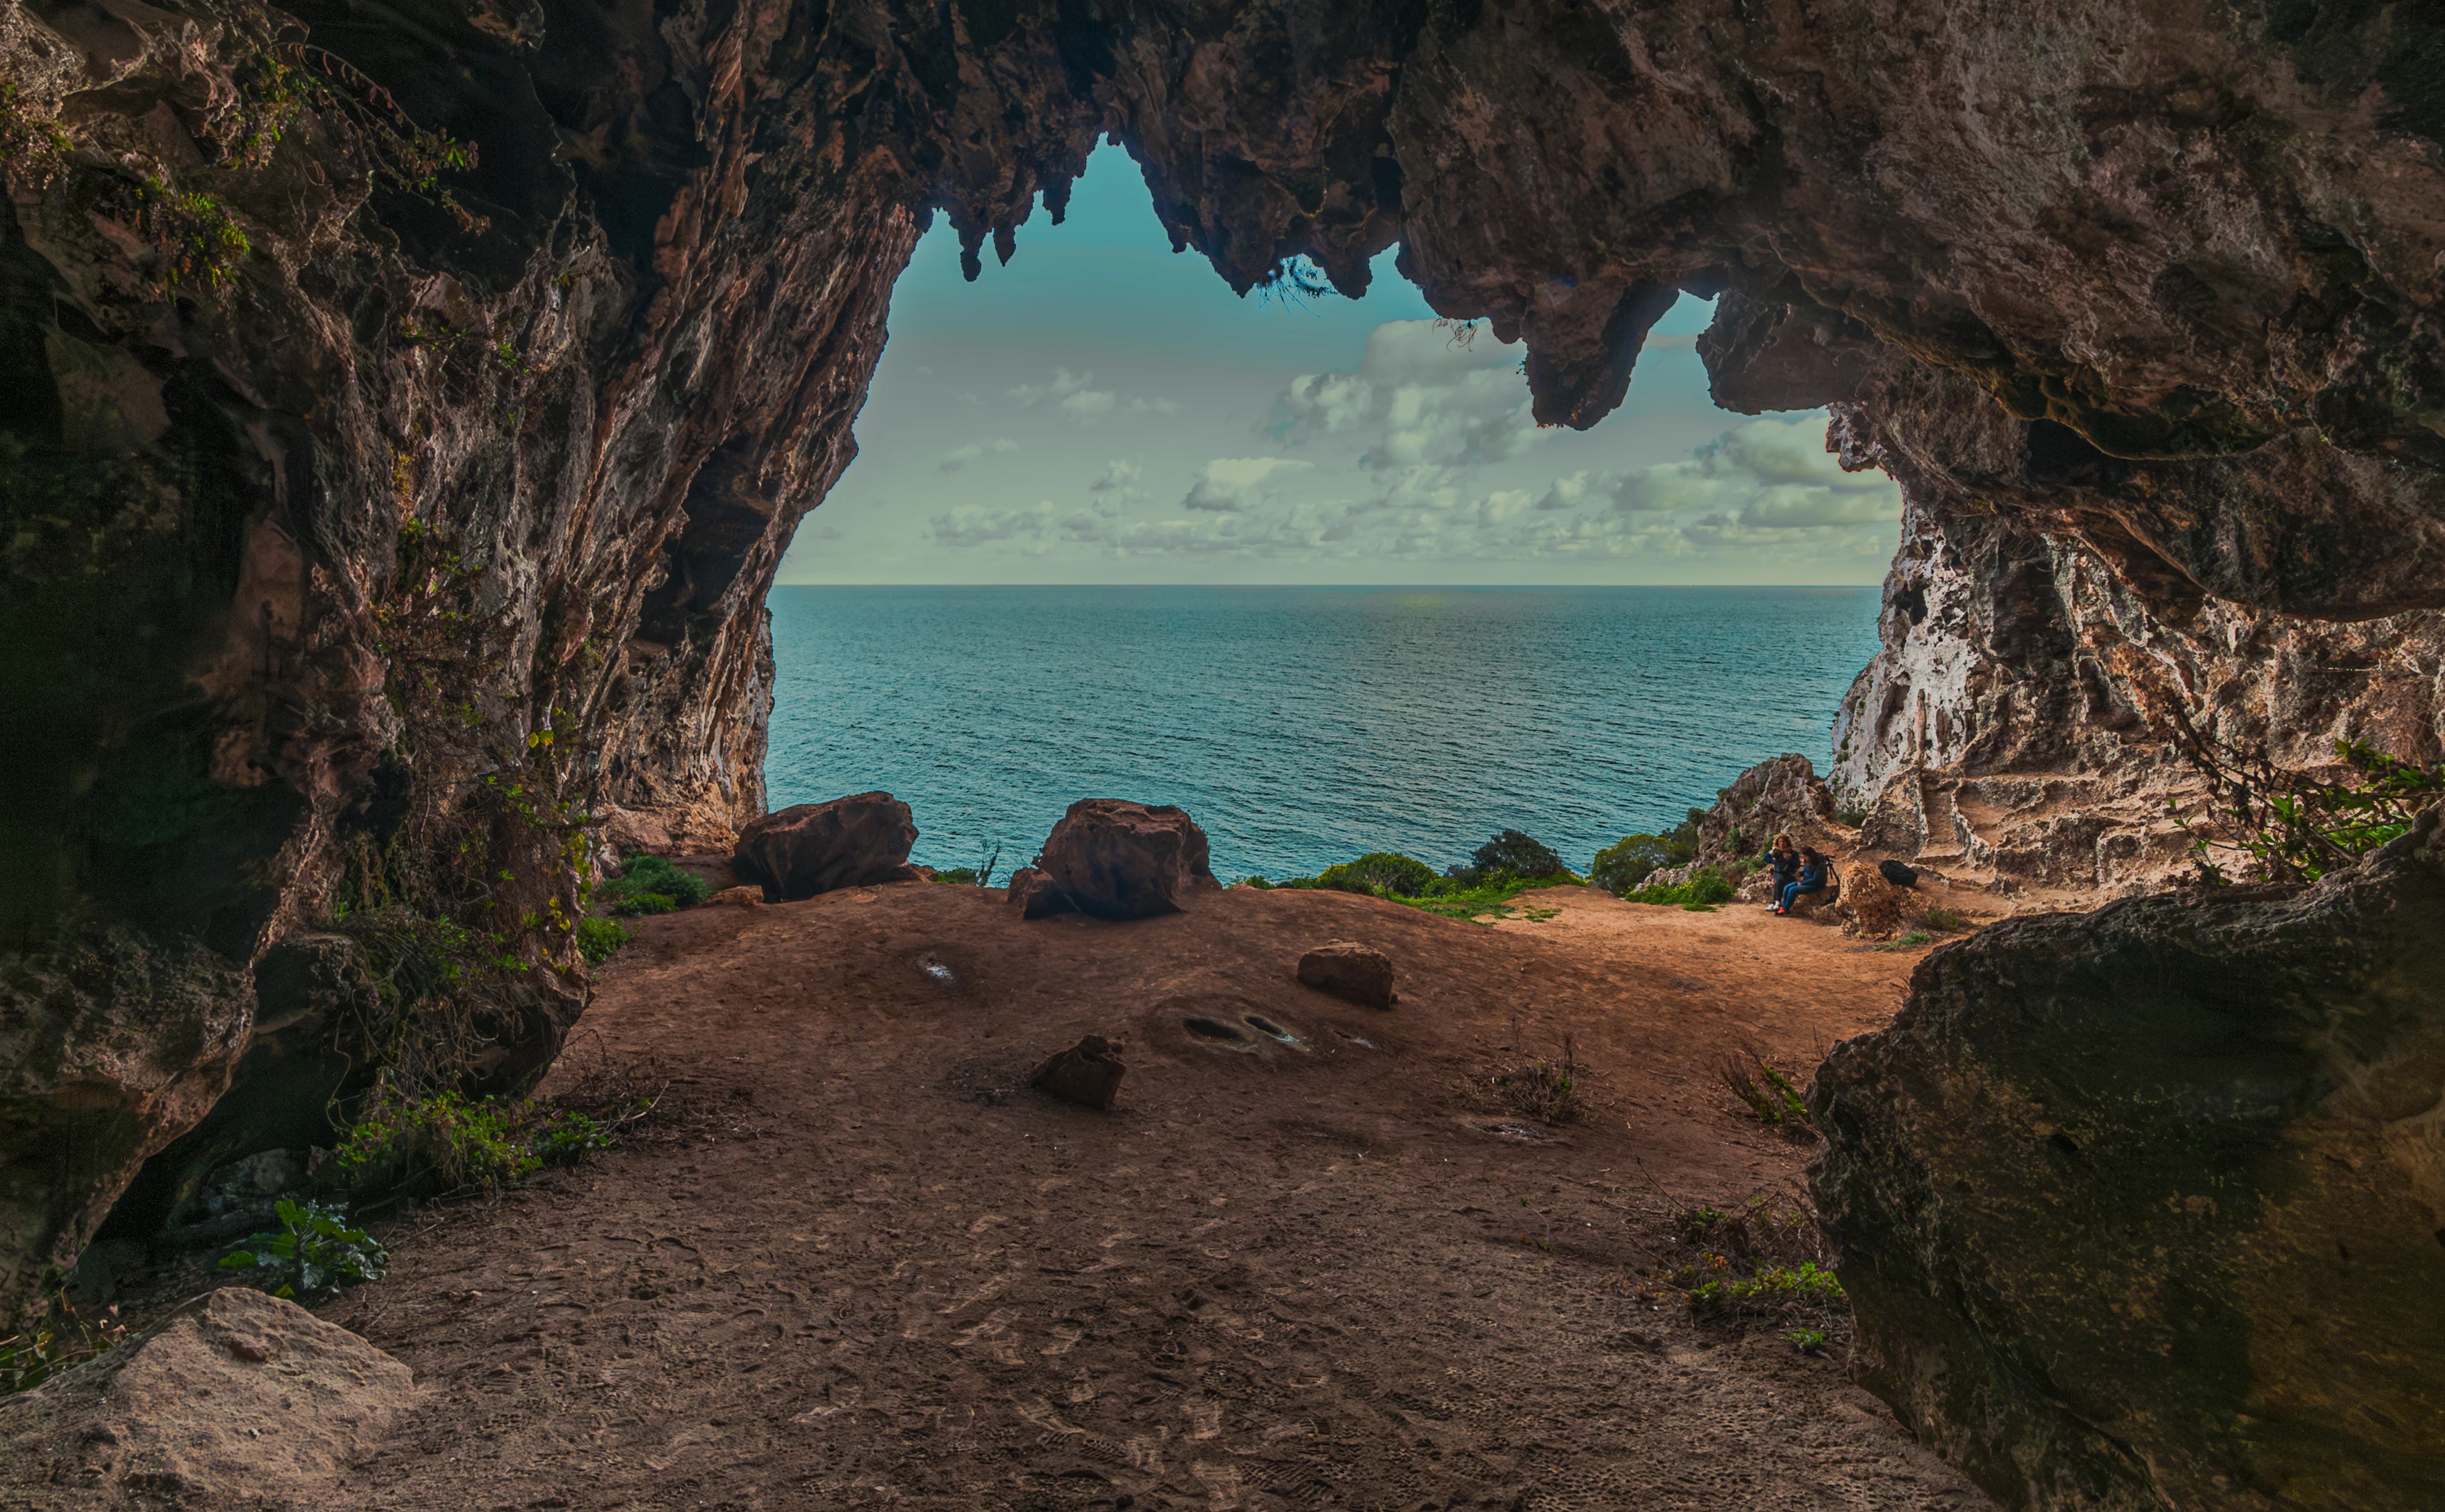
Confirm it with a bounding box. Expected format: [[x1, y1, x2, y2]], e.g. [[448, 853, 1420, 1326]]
[[2171, 736, 2445, 884], [219, 1199, 387, 1300], [1238, 875, 1275, 890], [931, 867, 978, 885], [1314, 851, 1441, 897], [1624, 866, 1737, 907], [1590, 833, 1693, 894], [1715, 1048, 1810, 1127], [1688, 1260, 1847, 1321], [575, 917, 631, 963], [599, 853, 710, 915], [1923, 906, 1970, 933], [336, 1085, 535, 1192], [1873, 930, 1936, 951], [1460, 828, 1569, 883]]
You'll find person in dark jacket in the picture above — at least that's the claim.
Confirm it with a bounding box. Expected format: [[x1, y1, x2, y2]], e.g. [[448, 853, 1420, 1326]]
[[1776, 848, 1829, 915], [1759, 833, 1800, 910]]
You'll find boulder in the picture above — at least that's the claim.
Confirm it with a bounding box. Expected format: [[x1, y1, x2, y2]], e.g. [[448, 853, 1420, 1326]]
[[0, 1286, 415, 1505], [1031, 800, 1220, 920], [1810, 804, 2445, 1512], [1690, 755, 1854, 867], [1834, 865, 1925, 939], [1784, 879, 1840, 920], [1004, 865, 1075, 920], [732, 792, 920, 901], [1296, 942, 1397, 1010], [1028, 1035, 1128, 1110], [1, 924, 254, 1330]]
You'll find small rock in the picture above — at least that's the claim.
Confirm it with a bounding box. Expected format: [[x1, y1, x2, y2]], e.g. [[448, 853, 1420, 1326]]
[[732, 792, 921, 901], [1028, 1035, 1128, 1110], [705, 885, 764, 907], [1032, 799, 1220, 920], [1878, 859, 1920, 887], [1297, 942, 1397, 1009]]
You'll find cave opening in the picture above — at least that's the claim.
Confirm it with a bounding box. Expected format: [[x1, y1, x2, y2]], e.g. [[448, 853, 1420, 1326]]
[[755, 141, 1904, 881]]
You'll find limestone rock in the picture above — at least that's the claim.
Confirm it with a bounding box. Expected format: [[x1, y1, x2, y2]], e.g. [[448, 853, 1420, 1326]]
[[1782, 876, 1842, 922], [0, 925, 253, 1330], [0, 1285, 415, 1508], [1027, 1036, 1128, 1111], [732, 794, 921, 902], [1687, 756, 1855, 870], [1297, 943, 1397, 1010], [1810, 804, 2445, 1512], [705, 885, 765, 907], [1032, 801, 1220, 921]]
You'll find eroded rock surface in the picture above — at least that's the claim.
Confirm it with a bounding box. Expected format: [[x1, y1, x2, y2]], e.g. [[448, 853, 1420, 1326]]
[[1032, 800, 1220, 921], [1810, 806, 2445, 1512], [732, 793, 920, 902], [1296, 941, 1397, 1011], [0, 1285, 415, 1508]]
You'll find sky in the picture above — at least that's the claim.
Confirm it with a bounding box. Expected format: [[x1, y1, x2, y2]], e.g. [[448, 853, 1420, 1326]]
[[776, 142, 1902, 586]]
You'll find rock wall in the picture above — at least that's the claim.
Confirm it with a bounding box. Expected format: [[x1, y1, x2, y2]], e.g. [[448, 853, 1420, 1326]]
[[1821, 364, 2445, 899], [1811, 804, 2445, 1512]]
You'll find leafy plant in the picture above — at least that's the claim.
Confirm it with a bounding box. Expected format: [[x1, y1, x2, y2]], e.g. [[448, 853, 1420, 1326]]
[[1458, 828, 1570, 884], [0, 1295, 127, 1396], [1872, 930, 1936, 952], [600, 853, 711, 916], [1315, 851, 1441, 897], [219, 1199, 387, 1300], [336, 1083, 537, 1192], [1590, 833, 1694, 894], [575, 916, 631, 964], [1716, 1048, 1811, 1129], [1689, 1261, 1847, 1322], [2169, 736, 2445, 885]]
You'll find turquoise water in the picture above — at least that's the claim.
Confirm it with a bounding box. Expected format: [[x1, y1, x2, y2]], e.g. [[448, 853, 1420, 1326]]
[[765, 586, 1881, 881]]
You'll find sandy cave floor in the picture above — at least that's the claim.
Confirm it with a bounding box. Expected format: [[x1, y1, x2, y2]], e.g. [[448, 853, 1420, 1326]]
[[315, 883, 1999, 1511]]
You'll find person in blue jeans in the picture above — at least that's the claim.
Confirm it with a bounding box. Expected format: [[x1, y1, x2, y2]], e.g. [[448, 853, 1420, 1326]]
[[1776, 848, 1828, 915], [1758, 833, 1800, 908]]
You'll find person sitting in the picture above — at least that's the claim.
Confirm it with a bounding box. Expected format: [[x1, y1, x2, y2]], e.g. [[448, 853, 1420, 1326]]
[[1776, 848, 1829, 916], [1759, 833, 1800, 909]]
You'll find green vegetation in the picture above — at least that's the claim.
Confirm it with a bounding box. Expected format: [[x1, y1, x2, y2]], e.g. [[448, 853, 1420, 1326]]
[[219, 1199, 387, 1301], [1873, 930, 1936, 951], [1689, 1261, 1848, 1322], [1589, 832, 1692, 893], [2171, 736, 2445, 885], [1457, 828, 1570, 883], [1637, 1196, 1849, 1348], [1623, 865, 1737, 909], [334, 1079, 620, 1197], [575, 916, 631, 964], [1247, 831, 1585, 923], [598, 853, 711, 916], [1315, 851, 1441, 897], [142, 179, 252, 289], [0, 1296, 127, 1396], [1715, 1048, 1812, 1128], [1923, 906, 1970, 933]]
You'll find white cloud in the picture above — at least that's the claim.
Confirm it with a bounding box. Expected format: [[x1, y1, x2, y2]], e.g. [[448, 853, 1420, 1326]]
[[928, 502, 1056, 545], [1610, 415, 1901, 528], [1006, 368, 1171, 427], [1182, 456, 1314, 513], [1275, 320, 1543, 470], [938, 438, 1019, 472]]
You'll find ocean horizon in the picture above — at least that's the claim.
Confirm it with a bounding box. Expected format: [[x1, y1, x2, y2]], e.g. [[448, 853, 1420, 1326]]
[[765, 584, 1883, 882]]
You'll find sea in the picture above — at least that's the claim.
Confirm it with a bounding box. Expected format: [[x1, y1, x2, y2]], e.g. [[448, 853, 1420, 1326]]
[[764, 585, 1882, 883]]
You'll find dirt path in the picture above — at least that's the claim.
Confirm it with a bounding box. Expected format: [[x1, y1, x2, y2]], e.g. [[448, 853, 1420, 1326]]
[[332, 883, 1995, 1511]]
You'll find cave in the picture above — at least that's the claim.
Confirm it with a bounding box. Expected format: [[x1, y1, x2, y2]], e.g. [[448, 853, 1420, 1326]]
[[3, 1, 2443, 1508]]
